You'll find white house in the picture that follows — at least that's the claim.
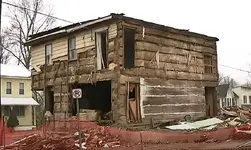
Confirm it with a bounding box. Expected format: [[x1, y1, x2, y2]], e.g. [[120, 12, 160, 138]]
[[233, 86, 251, 107], [0, 64, 39, 130], [218, 84, 238, 108]]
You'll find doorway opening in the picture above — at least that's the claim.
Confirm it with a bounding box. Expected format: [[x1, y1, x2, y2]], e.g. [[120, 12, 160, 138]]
[[205, 87, 217, 117], [71, 81, 112, 119], [48, 90, 54, 115], [126, 83, 141, 123]]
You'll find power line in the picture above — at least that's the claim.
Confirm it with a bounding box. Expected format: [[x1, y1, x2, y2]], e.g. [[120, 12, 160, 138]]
[[219, 64, 251, 74], [2, 1, 74, 23]]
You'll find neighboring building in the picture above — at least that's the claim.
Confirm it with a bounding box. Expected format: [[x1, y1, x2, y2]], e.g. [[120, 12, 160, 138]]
[[218, 84, 238, 108], [233, 86, 251, 107], [0, 64, 38, 128], [25, 13, 219, 125]]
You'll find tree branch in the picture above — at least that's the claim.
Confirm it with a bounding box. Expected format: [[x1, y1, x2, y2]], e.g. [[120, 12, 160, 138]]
[[0, 44, 27, 68]]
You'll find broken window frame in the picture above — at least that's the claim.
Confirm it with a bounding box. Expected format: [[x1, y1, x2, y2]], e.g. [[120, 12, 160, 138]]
[[123, 26, 136, 69], [203, 54, 213, 74], [126, 82, 141, 123], [45, 44, 52, 65], [95, 27, 108, 70], [68, 37, 77, 61]]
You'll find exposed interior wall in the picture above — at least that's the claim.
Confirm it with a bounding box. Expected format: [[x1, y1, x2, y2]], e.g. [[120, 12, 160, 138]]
[[140, 78, 206, 123]]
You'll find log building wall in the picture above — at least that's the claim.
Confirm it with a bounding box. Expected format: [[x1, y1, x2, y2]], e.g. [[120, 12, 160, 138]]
[[115, 19, 218, 124]]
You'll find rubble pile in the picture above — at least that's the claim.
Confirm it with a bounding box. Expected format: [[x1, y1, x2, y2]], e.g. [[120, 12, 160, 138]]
[[220, 106, 251, 127], [1, 127, 128, 150], [164, 106, 251, 132]]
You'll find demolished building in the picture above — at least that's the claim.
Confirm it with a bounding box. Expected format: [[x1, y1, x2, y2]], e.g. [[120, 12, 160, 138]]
[[25, 13, 219, 125]]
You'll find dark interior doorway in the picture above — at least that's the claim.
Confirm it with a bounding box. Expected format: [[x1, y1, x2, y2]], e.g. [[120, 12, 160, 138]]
[[72, 81, 112, 118], [205, 87, 217, 117]]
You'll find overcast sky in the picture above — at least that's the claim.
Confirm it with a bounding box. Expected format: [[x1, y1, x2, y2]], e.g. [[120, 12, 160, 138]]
[[3, 0, 251, 84]]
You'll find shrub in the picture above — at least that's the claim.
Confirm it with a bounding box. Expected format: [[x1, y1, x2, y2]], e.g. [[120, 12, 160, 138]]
[[7, 107, 19, 128]]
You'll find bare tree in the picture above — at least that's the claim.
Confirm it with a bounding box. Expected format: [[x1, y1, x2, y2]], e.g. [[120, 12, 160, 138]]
[[3, 0, 55, 69], [0, 34, 11, 64], [219, 72, 239, 87]]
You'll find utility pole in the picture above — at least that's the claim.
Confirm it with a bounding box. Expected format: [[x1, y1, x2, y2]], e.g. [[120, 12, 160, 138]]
[[0, 0, 2, 117]]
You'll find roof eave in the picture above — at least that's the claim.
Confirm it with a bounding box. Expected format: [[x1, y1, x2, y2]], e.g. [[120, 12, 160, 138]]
[[25, 15, 115, 46]]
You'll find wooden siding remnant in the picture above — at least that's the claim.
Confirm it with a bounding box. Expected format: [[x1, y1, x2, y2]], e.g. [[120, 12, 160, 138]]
[[30, 23, 117, 70], [31, 45, 45, 68]]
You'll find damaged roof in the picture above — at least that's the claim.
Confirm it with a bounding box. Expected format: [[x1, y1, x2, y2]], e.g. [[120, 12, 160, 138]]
[[25, 13, 219, 46]]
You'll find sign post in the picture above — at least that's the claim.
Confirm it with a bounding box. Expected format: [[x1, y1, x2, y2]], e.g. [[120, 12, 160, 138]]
[[72, 89, 82, 150]]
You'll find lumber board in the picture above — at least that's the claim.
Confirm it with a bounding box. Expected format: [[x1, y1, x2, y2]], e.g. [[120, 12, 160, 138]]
[[142, 95, 205, 105], [143, 104, 205, 114]]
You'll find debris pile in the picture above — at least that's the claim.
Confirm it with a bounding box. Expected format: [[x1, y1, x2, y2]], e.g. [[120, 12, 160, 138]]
[[220, 106, 251, 127], [165, 106, 251, 132], [1, 127, 128, 150]]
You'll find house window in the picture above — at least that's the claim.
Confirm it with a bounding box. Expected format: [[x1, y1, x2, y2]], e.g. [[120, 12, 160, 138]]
[[204, 55, 213, 74], [45, 44, 52, 65], [19, 83, 24, 95], [16, 106, 25, 116], [249, 96, 251, 103], [96, 30, 108, 70], [6, 82, 11, 94], [124, 28, 135, 69], [3, 106, 10, 116], [244, 95, 247, 104], [3, 106, 24, 116], [68, 37, 77, 60]]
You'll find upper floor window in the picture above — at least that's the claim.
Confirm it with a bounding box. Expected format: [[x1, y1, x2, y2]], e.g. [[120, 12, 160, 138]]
[[68, 37, 77, 60], [45, 44, 52, 65], [204, 55, 213, 74], [6, 82, 11, 94], [249, 96, 251, 103], [124, 27, 135, 69], [244, 95, 247, 104], [19, 83, 24, 95], [96, 30, 108, 70]]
